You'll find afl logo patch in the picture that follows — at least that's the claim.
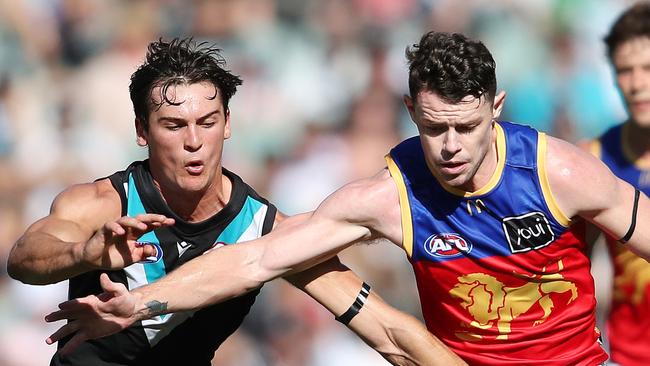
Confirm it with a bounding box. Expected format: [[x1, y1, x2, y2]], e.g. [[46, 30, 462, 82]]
[[424, 233, 472, 258], [136, 241, 163, 263]]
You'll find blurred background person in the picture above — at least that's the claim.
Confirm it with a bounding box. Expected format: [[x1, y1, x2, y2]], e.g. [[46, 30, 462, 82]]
[[581, 2, 650, 366], [0, 0, 635, 365]]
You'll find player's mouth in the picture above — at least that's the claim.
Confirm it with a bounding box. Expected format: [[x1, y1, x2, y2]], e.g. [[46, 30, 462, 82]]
[[631, 99, 650, 113], [439, 161, 467, 175], [185, 160, 204, 175]]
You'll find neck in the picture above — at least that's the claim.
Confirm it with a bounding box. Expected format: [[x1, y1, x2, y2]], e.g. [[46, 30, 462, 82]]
[[155, 171, 232, 223], [625, 121, 650, 162]]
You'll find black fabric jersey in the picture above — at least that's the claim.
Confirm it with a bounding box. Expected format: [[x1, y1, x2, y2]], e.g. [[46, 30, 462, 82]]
[[51, 160, 277, 366]]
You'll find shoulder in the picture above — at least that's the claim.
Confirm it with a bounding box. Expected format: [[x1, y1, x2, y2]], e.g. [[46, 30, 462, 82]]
[[545, 136, 609, 179], [51, 178, 121, 224], [575, 137, 601, 158], [339, 168, 396, 202], [317, 169, 399, 233], [544, 135, 618, 217], [329, 169, 396, 209]]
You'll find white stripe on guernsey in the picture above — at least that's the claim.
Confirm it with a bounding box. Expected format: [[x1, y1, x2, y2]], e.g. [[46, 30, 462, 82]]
[[143, 312, 194, 346], [136, 203, 268, 346], [124, 264, 148, 292], [235, 204, 267, 243], [123, 182, 129, 198], [124, 263, 192, 346]]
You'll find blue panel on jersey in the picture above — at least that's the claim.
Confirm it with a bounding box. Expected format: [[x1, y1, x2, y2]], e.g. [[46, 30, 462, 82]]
[[216, 196, 263, 244], [599, 124, 650, 195], [127, 173, 167, 284]]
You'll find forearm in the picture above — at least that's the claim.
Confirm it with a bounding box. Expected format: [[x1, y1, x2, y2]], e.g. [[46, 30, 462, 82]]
[[589, 185, 650, 259], [351, 303, 466, 366], [7, 232, 87, 285], [128, 207, 370, 320], [129, 242, 269, 320], [620, 190, 650, 259], [287, 260, 465, 365]]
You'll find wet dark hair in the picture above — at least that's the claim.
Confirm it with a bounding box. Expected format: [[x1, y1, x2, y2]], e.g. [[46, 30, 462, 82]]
[[406, 31, 496, 103], [604, 2, 650, 60], [129, 38, 242, 129]]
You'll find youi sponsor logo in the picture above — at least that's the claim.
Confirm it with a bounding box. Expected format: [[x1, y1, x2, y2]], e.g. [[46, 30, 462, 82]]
[[424, 233, 473, 258], [502, 211, 555, 254]]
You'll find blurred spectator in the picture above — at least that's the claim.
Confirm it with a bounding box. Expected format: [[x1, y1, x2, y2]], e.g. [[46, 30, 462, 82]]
[[0, 1, 632, 364]]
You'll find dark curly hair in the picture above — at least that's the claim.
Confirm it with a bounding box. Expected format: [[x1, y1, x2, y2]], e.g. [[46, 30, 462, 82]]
[[604, 2, 650, 60], [129, 38, 243, 129], [406, 32, 496, 103]]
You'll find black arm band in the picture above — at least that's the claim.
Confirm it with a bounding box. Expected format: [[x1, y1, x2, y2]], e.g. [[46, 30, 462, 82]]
[[619, 188, 640, 244], [335, 282, 371, 325]]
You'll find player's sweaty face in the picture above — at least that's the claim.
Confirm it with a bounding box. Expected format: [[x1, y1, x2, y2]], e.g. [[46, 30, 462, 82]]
[[614, 36, 650, 128], [408, 91, 502, 192], [138, 82, 231, 194]]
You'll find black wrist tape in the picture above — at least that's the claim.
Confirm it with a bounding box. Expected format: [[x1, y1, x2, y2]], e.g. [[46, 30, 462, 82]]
[[619, 188, 640, 244], [335, 282, 371, 325]]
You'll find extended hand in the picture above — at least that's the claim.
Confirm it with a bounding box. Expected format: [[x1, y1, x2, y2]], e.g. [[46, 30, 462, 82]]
[[45, 273, 138, 355], [82, 214, 174, 270]]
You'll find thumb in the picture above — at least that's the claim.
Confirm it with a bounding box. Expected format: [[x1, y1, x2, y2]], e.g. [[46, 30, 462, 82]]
[[99, 273, 126, 296]]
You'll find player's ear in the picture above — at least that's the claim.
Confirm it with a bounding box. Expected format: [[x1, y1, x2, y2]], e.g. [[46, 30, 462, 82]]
[[492, 91, 506, 120], [224, 109, 231, 140], [135, 118, 148, 146], [403, 94, 417, 123]]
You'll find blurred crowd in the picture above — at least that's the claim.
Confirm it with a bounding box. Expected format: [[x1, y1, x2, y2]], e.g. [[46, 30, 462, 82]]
[[0, 0, 635, 365]]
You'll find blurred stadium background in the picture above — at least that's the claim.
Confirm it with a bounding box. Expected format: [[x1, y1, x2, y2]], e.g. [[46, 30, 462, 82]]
[[0, 0, 634, 364]]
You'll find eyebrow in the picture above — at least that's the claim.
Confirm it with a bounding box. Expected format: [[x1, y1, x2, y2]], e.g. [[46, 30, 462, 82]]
[[157, 109, 222, 123], [424, 117, 483, 127]]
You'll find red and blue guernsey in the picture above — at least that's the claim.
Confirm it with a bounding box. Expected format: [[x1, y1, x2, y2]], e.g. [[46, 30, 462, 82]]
[[386, 121, 607, 365], [590, 122, 650, 366]]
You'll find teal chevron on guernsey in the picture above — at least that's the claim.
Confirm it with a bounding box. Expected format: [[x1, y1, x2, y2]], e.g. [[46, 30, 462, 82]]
[[126, 174, 166, 284], [215, 196, 267, 244]]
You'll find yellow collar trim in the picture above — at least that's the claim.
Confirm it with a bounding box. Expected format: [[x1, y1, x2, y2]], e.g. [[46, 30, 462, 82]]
[[621, 123, 650, 170]]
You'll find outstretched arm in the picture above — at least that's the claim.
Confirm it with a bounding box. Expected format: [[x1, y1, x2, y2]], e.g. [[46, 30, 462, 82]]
[[46, 173, 404, 349], [135, 177, 381, 313], [286, 258, 466, 365], [7, 179, 174, 284]]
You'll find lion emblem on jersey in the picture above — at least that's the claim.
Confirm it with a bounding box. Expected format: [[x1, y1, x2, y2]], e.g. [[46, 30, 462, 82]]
[[613, 248, 650, 305], [449, 260, 577, 340]]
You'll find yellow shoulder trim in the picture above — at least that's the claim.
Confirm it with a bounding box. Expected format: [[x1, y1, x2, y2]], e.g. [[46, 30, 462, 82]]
[[385, 154, 414, 258], [589, 139, 601, 159], [537, 133, 571, 227], [441, 122, 506, 197]]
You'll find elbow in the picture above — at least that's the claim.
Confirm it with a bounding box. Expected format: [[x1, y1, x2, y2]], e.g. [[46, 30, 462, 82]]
[[6, 242, 28, 283], [6, 259, 36, 284], [377, 346, 412, 366], [230, 244, 276, 296], [6, 249, 26, 282], [6, 251, 49, 285], [245, 258, 275, 291], [6, 266, 43, 285], [5, 261, 21, 282], [371, 329, 413, 366], [248, 243, 287, 285]]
